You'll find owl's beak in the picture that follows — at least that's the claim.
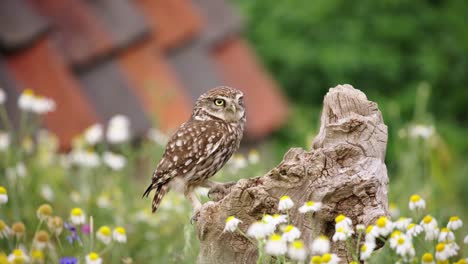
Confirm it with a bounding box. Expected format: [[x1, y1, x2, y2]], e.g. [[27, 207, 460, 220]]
[[230, 104, 237, 113]]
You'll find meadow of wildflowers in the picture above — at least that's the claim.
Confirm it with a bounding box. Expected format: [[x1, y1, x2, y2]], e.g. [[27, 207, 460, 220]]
[[1, 87, 467, 263]]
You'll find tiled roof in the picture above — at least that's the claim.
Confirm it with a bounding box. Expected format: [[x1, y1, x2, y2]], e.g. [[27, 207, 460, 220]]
[[0, 0, 288, 148]]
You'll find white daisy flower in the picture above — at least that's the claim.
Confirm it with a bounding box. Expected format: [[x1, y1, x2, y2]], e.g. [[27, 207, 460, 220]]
[[16, 162, 27, 178], [102, 151, 126, 171], [311, 235, 330, 255], [97, 193, 111, 209], [464, 235, 468, 244], [438, 227, 455, 242], [356, 224, 365, 232], [395, 217, 412, 231], [421, 253, 435, 264], [228, 154, 247, 171], [0, 220, 11, 238], [84, 124, 103, 145], [278, 196, 294, 211], [0, 88, 5, 104], [374, 216, 393, 237], [97, 226, 112, 245], [394, 234, 415, 259], [269, 214, 288, 226], [447, 216, 463, 230], [421, 215, 439, 241], [435, 242, 452, 261], [40, 184, 54, 201], [70, 208, 86, 225], [113, 227, 127, 243], [247, 221, 274, 240], [69, 149, 100, 168], [265, 233, 287, 256], [18, 89, 35, 111], [332, 226, 352, 242], [147, 128, 168, 145], [31, 96, 56, 114], [409, 194, 426, 211], [0, 186, 8, 204], [389, 230, 403, 249], [224, 216, 242, 232], [36, 204, 53, 221], [335, 214, 352, 230], [288, 240, 307, 261], [8, 249, 30, 263], [409, 124, 434, 139], [406, 223, 423, 237], [281, 225, 301, 242], [360, 242, 375, 261], [321, 253, 340, 264], [34, 231, 50, 250], [0, 131, 10, 152], [298, 201, 322, 213], [86, 252, 103, 264], [107, 115, 131, 144], [365, 225, 378, 242], [389, 203, 400, 219], [247, 150, 260, 164]]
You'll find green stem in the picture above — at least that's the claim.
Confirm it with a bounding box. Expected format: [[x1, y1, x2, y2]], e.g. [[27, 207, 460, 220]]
[[237, 228, 257, 245], [257, 240, 264, 264], [55, 234, 63, 252], [0, 105, 12, 132]]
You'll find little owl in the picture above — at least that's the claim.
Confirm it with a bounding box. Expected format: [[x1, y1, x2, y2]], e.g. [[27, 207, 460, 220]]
[[143, 86, 246, 217]]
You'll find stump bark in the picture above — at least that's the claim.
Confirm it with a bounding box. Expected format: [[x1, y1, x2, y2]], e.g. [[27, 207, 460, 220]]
[[195, 84, 389, 264]]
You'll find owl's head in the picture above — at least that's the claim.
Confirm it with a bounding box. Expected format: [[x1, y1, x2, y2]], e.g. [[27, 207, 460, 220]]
[[193, 86, 245, 123]]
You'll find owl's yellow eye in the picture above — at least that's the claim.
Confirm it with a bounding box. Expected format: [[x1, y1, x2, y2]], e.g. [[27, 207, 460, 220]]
[[214, 99, 225, 106]]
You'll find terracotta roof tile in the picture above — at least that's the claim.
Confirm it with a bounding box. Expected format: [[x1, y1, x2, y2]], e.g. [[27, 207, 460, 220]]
[[213, 38, 288, 139], [29, 0, 114, 66], [86, 0, 149, 50], [168, 42, 222, 101], [5, 38, 99, 148], [77, 59, 151, 138], [192, 0, 242, 47], [134, 0, 203, 50], [0, 0, 48, 51], [118, 41, 191, 132]]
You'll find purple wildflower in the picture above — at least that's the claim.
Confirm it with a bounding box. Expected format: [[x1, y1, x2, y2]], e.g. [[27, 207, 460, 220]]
[[81, 223, 91, 234], [64, 222, 81, 244], [60, 257, 78, 264]]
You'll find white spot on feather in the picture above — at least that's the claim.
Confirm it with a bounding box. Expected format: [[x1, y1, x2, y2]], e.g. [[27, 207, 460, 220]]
[[173, 156, 178, 162]]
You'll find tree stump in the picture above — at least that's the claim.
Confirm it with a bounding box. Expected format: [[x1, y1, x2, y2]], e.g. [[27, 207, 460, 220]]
[[195, 84, 389, 263]]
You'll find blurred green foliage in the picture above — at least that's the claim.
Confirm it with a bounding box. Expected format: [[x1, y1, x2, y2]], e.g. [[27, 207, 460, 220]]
[[234, 0, 468, 151]]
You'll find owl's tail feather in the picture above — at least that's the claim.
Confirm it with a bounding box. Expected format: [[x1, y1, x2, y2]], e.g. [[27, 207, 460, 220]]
[[151, 184, 169, 213]]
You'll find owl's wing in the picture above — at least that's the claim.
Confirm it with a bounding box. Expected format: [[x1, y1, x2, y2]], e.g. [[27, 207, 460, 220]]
[[152, 120, 225, 185]]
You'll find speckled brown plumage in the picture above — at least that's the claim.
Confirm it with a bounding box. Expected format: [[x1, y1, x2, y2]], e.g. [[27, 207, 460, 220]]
[[143, 86, 246, 213]]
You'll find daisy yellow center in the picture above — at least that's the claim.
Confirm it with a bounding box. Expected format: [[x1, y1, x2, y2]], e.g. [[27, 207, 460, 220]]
[[280, 196, 290, 201], [361, 245, 367, 252], [270, 234, 282, 241], [422, 253, 434, 262], [441, 227, 449, 233], [391, 230, 401, 238], [410, 195, 421, 202], [32, 250, 43, 260], [319, 235, 328, 240], [436, 243, 445, 252], [335, 214, 346, 223], [23, 89, 34, 96], [366, 225, 374, 234], [322, 253, 331, 262], [99, 226, 111, 236], [0, 220, 6, 230], [35, 231, 49, 242], [38, 204, 53, 216], [71, 208, 83, 216], [311, 256, 321, 264], [407, 223, 415, 230], [449, 216, 460, 222], [292, 240, 304, 249], [397, 237, 405, 245], [284, 225, 294, 233], [389, 203, 397, 209], [115, 227, 126, 235], [273, 214, 281, 218], [423, 215, 432, 224], [13, 249, 23, 257], [226, 216, 235, 223], [376, 217, 387, 228], [89, 252, 99, 260], [0, 186, 6, 194], [306, 201, 315, 206], [336, 227, 344, 233]]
